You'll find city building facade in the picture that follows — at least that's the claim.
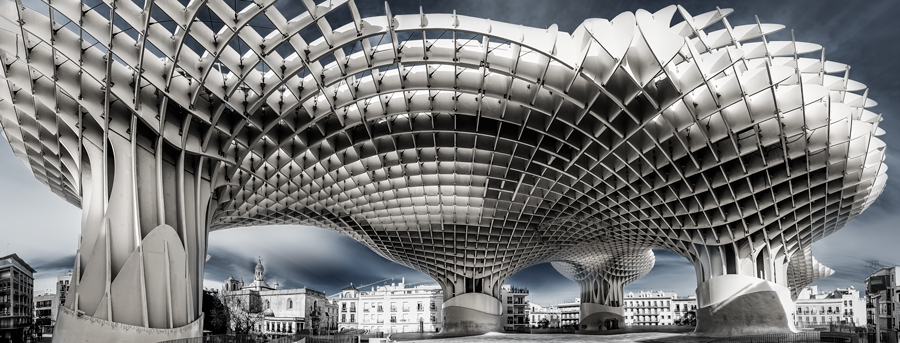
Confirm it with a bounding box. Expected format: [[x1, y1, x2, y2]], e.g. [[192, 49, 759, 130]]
[[0, 254, 35, 343], [343, 279, 443, 334], [672, 295, 698, 324], [558, 299, 581, 328], [527, 303, 560, 328], [222, 259, 337, 335], [500, 285, 529, 331], [32, 289, 55, 335], [0, 0, 888, 339], [55, 271, 72, 316], [866, 266, 899, 343], [29, 270, 72, 336], [623, 290, 691, 326], [793, 285, 865, 328]]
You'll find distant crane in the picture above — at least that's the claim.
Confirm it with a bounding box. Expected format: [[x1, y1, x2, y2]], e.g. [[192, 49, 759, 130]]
[[868, 260, 882, 274], [327, 277, 430, 297], [327, 277, 393, 298]]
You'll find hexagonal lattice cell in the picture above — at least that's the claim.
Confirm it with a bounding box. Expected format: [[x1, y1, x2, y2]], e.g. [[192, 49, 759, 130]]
[[0, 0, 886, 339]]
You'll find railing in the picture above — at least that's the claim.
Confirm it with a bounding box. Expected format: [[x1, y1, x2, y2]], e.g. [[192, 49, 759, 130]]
[[709, 332, 821, 342]]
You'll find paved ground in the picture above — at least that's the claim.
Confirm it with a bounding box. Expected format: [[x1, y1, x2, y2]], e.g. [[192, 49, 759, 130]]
[[389, 326, 720, 343]]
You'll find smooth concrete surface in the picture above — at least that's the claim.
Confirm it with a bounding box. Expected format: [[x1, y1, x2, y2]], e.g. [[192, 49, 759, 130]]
[[53, 305, 203, 343], [694, 274, 797, 336], [579, 303, 624, 331], [441, 293, 504, 334]]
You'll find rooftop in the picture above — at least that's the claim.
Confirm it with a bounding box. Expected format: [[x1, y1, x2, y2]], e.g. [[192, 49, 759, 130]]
[[0, 253, 36, 274]]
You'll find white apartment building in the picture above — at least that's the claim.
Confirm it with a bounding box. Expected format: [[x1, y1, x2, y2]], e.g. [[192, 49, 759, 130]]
[[672, 295, 698, 323], [337, 278, 443, 334], [623, 290, 692, 326], [500, 285, 529, 330], [557, 299, 580, 328], [866, 266, 899, 342], [527, 303, 561, 328], [794, 285, 865, 327], [31, 270, 73, 336]]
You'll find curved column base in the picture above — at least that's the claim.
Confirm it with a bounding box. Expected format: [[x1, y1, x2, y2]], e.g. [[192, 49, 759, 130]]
[[577, 303, 624, 331], [53, 305, 203, 343], [440, 293, 503, 335], [695, 274, 797, 336]]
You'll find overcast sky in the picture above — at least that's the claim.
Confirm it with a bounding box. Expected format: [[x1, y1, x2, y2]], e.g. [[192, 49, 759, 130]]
[[1, 0, 899, 306]]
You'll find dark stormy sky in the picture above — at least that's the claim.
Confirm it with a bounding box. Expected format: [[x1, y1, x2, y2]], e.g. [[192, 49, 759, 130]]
[[1, 0, 898, 306]]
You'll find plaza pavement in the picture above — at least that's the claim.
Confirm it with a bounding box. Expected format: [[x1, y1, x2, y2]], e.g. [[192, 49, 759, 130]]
[[389, 326, 721, 343]]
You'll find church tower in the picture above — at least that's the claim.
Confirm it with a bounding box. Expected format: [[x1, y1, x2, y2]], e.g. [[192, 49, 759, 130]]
[[254, 257, 265, 282], [245, 257, 272, 291]]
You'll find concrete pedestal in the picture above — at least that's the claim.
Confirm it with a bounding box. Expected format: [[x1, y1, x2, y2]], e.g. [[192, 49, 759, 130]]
[[578, 303, 624, 331], [53, 306, 203, 343], [440, 293, 503, 334], [694, 274, 797, 336]]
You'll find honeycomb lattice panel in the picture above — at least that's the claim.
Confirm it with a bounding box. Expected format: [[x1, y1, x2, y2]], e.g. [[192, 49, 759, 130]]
[[0, 1, 886, 287]]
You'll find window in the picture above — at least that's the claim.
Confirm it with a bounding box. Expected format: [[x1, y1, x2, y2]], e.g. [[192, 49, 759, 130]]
[[351, 314, 355, 323], [288, 299, 293, 309]]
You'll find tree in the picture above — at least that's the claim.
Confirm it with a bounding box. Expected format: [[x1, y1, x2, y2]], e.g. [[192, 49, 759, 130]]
[[202, 289, 229, 334], [223, 292, 265, 334]]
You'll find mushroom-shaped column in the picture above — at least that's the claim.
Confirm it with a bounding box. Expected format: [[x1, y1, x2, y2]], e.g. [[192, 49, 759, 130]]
[[552, 249, 655, 331], [689, 242, 835, 336], [50, 122, 213, 342]]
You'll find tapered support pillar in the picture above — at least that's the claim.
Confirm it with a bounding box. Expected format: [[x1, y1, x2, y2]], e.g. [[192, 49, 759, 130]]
[[690, 243, 827, 336], [441, 293, 504, 334], [54, 127, 212, 342], [694, 274, 796, 336], [552, 249, 655, 331]]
